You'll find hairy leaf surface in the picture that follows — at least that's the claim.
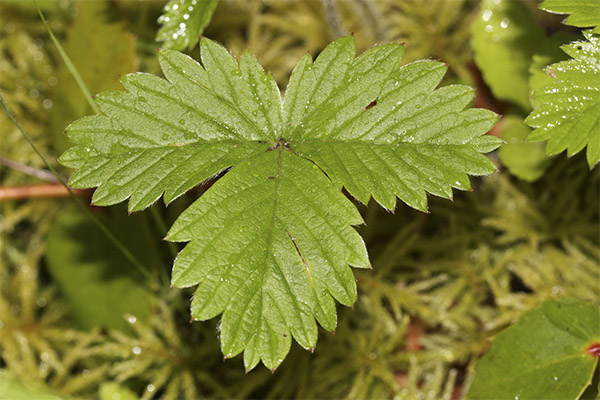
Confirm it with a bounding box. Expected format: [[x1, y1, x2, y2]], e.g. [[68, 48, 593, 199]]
[[60, 36, 500, 370], [525, 31, 600, 167], [156, 0, 219, 51], [540, 0, 600, 34]]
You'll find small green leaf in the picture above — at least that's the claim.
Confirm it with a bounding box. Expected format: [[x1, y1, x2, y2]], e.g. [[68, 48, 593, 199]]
[[471, 0, 545, 110], [525, 31, 600, 167], [498, 115, 550, 182], [468, 297, 600, 400], [0, 370, 64, 400], [540, 0, 600, 34], [99, 383, 139, 400], [61, 36, 500, 370], [156, 0, 219, 51]]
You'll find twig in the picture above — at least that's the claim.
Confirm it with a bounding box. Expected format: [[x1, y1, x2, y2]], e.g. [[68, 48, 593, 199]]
[[322, 0, 346, 38], [0, 184, 91, 200], [0, 156, 59, 182]]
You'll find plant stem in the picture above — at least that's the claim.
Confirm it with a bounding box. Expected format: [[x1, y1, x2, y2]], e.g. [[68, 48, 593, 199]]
[[0, 184, 90, 200], [0, 93, 157, 292], [149, 205, 179, 260], [0, 156, 59, 182]]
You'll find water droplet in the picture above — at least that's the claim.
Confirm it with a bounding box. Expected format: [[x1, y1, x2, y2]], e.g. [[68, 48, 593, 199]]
[[230, 69, 241, 76], [128, 315, 137, 324], [162, 134, 169, 141], [183, 13, 189, 20], [147, 384, 155, 393], [482, 10, 492, 22], [485, 24, 493, 33], [500, 18, 509, 29], [132, 346, 142, 355]]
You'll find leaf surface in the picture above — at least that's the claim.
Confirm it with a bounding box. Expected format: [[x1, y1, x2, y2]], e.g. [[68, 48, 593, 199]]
[[156, 0, 219, 51], [525, 31, 600, 167], [540, 0, 600, 34], [468, 297, 600, 400], [471, 0, 545, 109], [60, 36, 500, 370]]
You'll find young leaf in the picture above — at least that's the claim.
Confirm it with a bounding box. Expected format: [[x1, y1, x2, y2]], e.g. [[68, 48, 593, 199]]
[[498, 115, 550, 182], [59, 36, 500, 370], [468, 297, 600, 400], [156, 0, 219, 51], [471, 0, 545, 110], [540, 0, 600, 34], [525, 31, 600, 167]]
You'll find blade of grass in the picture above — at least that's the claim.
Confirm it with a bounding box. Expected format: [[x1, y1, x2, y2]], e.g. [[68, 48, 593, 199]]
[[35, 0, 100, 115]]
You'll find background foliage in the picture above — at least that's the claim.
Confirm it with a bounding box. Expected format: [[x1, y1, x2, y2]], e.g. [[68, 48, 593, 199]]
[[1, 0, 598, 399]]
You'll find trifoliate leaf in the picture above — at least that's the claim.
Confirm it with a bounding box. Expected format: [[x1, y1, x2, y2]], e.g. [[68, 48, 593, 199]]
[[156, 0, 219, 51], [540, 0, 600, 34], [468, 297, 600, 400], [471, 0, 545, 110], [60, 36, 500, 370], [525, 31, 600, 167]]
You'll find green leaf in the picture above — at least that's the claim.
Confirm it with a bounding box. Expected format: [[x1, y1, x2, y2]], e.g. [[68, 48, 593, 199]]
[[471, 0, 545, 110], [525, 31, 600, 167], [529, 32, 579, 93], [468, 297, 600, 400], [498, 115, 550, 182], [60, 36, 500, 370], [50, 0, 137, 154], [0, 370, 64, 400], [540, 0, 600, 34], [45, 207, 154, 331], [156, 0, 219, 51], [99, 383, 139, 400]]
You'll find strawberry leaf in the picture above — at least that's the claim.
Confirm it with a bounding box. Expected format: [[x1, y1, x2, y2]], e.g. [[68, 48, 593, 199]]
[[540, 0, 600, 34], [60, 36, 500, 370], [525, 31, 600, 167], [156, 0, 219, 51]]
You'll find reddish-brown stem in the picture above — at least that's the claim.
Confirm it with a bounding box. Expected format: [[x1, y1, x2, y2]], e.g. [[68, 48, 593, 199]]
[[0, 184, 91, 200]]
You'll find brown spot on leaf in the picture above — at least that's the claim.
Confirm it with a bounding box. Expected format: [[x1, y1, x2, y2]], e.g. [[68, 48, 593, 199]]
[[586, 342, 600, 357], [365, 98, 378, 110]]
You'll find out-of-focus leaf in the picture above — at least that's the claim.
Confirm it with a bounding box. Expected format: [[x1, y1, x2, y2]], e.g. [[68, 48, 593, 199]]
[[525, 31, 600, 167], [51, 0, 137, 154], [471, 0, 545, 109], [468, 297, 600, 400], [45, 207, 154, 332], [0, 370, 64, 400], [529, 32, 579, 93], [498, 115, 550, 182], [156, 0, 219, 51], [99, 383, 139, 400], [541, 0, 600, 34]]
